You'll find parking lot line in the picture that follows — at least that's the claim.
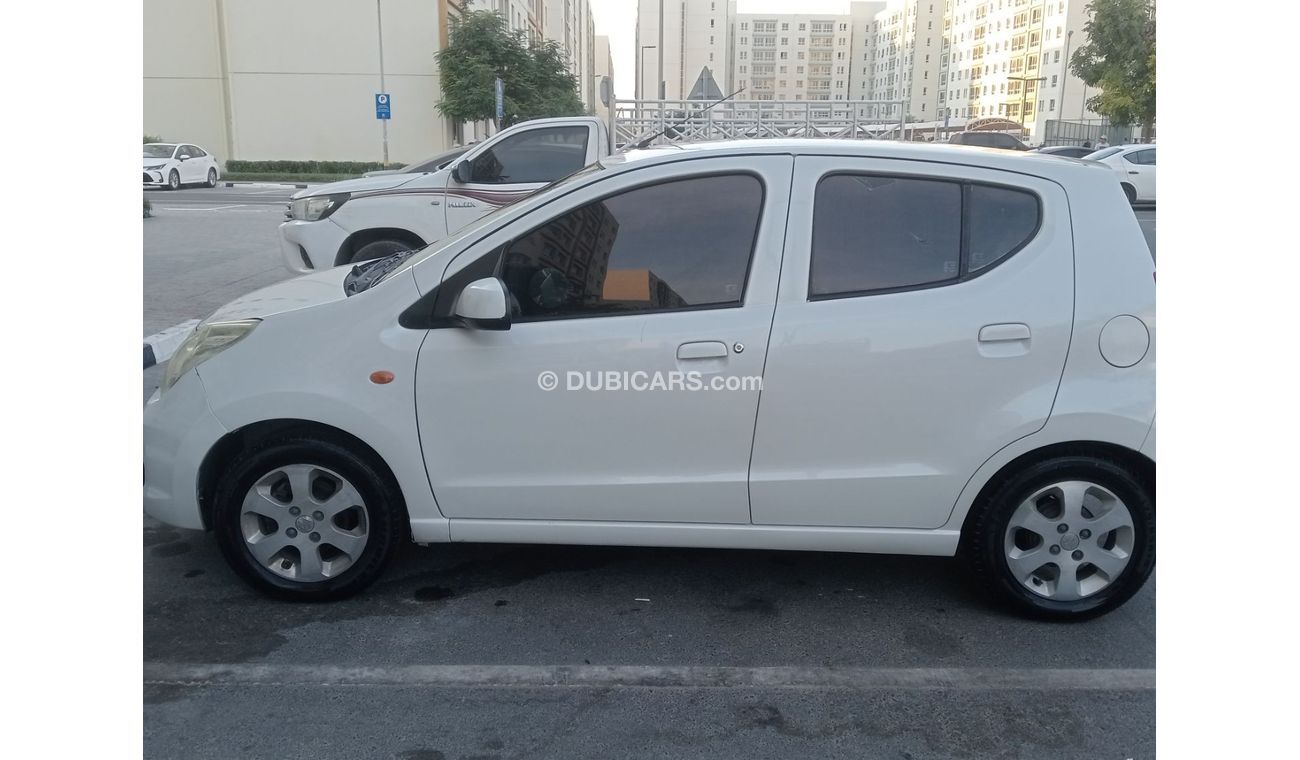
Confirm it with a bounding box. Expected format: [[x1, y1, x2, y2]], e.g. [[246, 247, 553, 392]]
[[144, 663, 1156, 691]]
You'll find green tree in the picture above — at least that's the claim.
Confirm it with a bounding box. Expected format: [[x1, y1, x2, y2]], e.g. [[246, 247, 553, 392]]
[[436, 9, 583, 129], [1070, 0, 1156, 140]]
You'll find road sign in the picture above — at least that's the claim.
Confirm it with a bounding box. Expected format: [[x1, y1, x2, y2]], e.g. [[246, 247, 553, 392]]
[[495, 78, 504, 122], [375, 93, 391, 120]]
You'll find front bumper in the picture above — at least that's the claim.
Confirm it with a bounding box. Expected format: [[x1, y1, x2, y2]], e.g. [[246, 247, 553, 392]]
[[144, 369, 228, 530], [143, 169, 167, 186], [279, 218, 349, 274]]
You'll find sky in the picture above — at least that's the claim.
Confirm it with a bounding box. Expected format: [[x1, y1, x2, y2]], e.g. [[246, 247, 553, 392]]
[[590, 1, 859, 99]]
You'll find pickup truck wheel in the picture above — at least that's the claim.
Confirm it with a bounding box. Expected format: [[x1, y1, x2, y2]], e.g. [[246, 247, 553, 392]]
[[350, 239, 412, 265]]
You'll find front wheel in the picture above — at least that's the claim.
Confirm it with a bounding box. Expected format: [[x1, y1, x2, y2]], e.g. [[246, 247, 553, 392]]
[[964, 455, 1155, 620], [167, 169, 181, 190], [206, 168, 218, 188], [212, 435, 406, 600]]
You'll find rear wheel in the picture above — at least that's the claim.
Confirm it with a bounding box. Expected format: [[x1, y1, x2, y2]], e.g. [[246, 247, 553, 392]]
[[349, 238, 413, 265], [964, 455, 1155, 620], [1121, 183, 1137, 205], [206, 168, 218, 188], [212, 435, 406, 600]]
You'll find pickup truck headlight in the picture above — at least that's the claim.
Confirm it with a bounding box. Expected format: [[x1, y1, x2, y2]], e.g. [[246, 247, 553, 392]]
[[161, 319, 260, 392], [288, 193, 349, 221]]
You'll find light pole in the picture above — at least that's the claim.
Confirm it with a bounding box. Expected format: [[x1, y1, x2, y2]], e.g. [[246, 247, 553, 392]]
[[658, 0, 665, 100], [640, 45, 656, 100], [1059, 30, 1073, 121], [1008, 75, 1046, 138]]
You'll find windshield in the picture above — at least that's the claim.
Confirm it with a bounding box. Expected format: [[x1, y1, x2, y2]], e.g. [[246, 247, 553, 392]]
[[375, 161, 607, 288], [143, 144, 176, 158], [1083, 146, 1123, 160]]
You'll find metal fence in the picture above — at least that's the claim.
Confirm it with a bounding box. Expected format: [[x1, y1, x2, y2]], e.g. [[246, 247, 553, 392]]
[[612, 99, 907, 150], [1042, 118, 1147, 147]]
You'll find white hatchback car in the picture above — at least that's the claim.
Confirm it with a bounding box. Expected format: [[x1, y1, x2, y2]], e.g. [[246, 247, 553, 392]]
[[143, 143, 221, 189], [144, 140, 1156, 619], [1085, 144, 1156, 204]]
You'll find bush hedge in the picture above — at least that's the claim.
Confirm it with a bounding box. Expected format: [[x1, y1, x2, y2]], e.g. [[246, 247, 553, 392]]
[[225, 159, 406, 174]]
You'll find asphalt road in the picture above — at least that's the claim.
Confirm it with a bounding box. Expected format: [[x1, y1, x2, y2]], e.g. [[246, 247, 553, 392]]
[[143, 190, 1156, 759]]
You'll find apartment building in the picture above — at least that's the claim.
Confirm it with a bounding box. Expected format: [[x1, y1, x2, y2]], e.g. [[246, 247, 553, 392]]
[[144, 0, 598, 163], [847, 1, 944, 120], [940, 0, 1100, 138], [635, 0, 733, 100], [730, 10, 855, 103]]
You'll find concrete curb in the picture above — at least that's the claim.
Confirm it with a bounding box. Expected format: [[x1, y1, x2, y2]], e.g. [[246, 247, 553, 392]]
[[144, 319, 201, 369]]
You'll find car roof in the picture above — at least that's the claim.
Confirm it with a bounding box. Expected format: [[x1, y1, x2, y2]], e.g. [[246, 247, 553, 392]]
[[603, 139, 1111, 181]]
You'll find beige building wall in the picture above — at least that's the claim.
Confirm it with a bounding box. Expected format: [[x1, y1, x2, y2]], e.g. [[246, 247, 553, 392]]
[[142, 0, 229, 161], [148, 0, 587, 164], [594, 35, 615, 123]]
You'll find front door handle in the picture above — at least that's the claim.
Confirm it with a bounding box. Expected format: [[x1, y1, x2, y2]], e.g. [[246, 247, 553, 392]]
[[677, 341, 729, 360], [1128, 171, 1140, 175], [979, 323, 1031, 343]]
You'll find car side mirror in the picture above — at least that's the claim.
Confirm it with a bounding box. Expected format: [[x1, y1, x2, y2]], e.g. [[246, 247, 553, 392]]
[[453, 277, 510, 331], [452, 159, 473, 184]]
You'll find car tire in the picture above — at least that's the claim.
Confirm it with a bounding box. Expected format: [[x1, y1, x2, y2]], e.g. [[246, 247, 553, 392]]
[[168, 169, 181, 190], [350, 239, 414, 265], [1121, 183, 1137, 205], [963, 455, 1154, 621], [212, 434, 406, 601], [206, 168, 218, 188]]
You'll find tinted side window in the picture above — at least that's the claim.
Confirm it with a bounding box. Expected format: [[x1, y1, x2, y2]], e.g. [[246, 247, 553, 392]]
[[501, 175, 763, 320], [1124, 149, 1155, 165], [967, 185, 1040, 271], [811, 175, 962, 296], [469, 126, 589, 184], [189, 146, 207, 157]]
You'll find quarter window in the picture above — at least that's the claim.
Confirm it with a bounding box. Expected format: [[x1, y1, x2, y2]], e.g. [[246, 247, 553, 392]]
[[967, 185, 1040, 271], [500, 175, 764, 320], [467, 126, 589, 184], [810, 174, 1042, 298], [1124, 148, 1156, 165]]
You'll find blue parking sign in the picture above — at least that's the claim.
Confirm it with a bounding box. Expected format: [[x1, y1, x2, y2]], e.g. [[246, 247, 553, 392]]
[[375, 93, 391, 120]]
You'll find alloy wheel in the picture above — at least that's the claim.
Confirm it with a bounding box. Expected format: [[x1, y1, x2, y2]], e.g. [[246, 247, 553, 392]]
[[239, 464, 370, 582], [1002, 480, 1136, 601]]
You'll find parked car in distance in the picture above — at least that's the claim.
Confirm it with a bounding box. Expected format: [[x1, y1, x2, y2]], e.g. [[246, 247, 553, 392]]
[[143, 143, 220, 190], [1033, 145, 1095, 159], [1083, 144, 1157, 204], [361, 146, 472, 178], [145, 140, 1155, 620], [948, 131, 1030, 151], [280, 116, 611, 273]]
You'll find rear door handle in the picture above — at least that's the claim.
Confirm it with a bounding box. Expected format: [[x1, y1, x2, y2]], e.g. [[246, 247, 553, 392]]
[[677, 341, 729, 360], [979, 323, 1031, 343], [1128, 171, 1140, 175]]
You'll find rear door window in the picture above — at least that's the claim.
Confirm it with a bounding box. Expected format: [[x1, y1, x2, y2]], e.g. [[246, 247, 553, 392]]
[[811, 175, 962, 296], [810, 174, 1041, 298]]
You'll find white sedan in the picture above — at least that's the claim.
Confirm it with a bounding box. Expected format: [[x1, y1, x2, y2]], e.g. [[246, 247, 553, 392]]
[[1084, 144, 1156, 204], [143, 143, 220, 190], [144, 140, 1155, 619]]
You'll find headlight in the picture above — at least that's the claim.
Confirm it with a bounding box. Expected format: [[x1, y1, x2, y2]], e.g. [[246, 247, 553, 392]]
[[161, 319, 260, 392], [146, 163, 165, 170], [289, 193, 349, 221]]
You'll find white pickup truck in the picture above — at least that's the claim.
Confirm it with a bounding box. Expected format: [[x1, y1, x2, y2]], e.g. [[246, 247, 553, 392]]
[[280, 116, 611, 273]]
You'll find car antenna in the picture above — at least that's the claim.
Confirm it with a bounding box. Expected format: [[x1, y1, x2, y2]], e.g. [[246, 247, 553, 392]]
[[633, 86, 747, 150]]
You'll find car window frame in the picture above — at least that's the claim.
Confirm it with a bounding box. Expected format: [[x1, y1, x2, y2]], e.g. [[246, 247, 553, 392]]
[[806, 171, 1043, 302], [403, 169, 769, 329], [496, 171, 768, 324]]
